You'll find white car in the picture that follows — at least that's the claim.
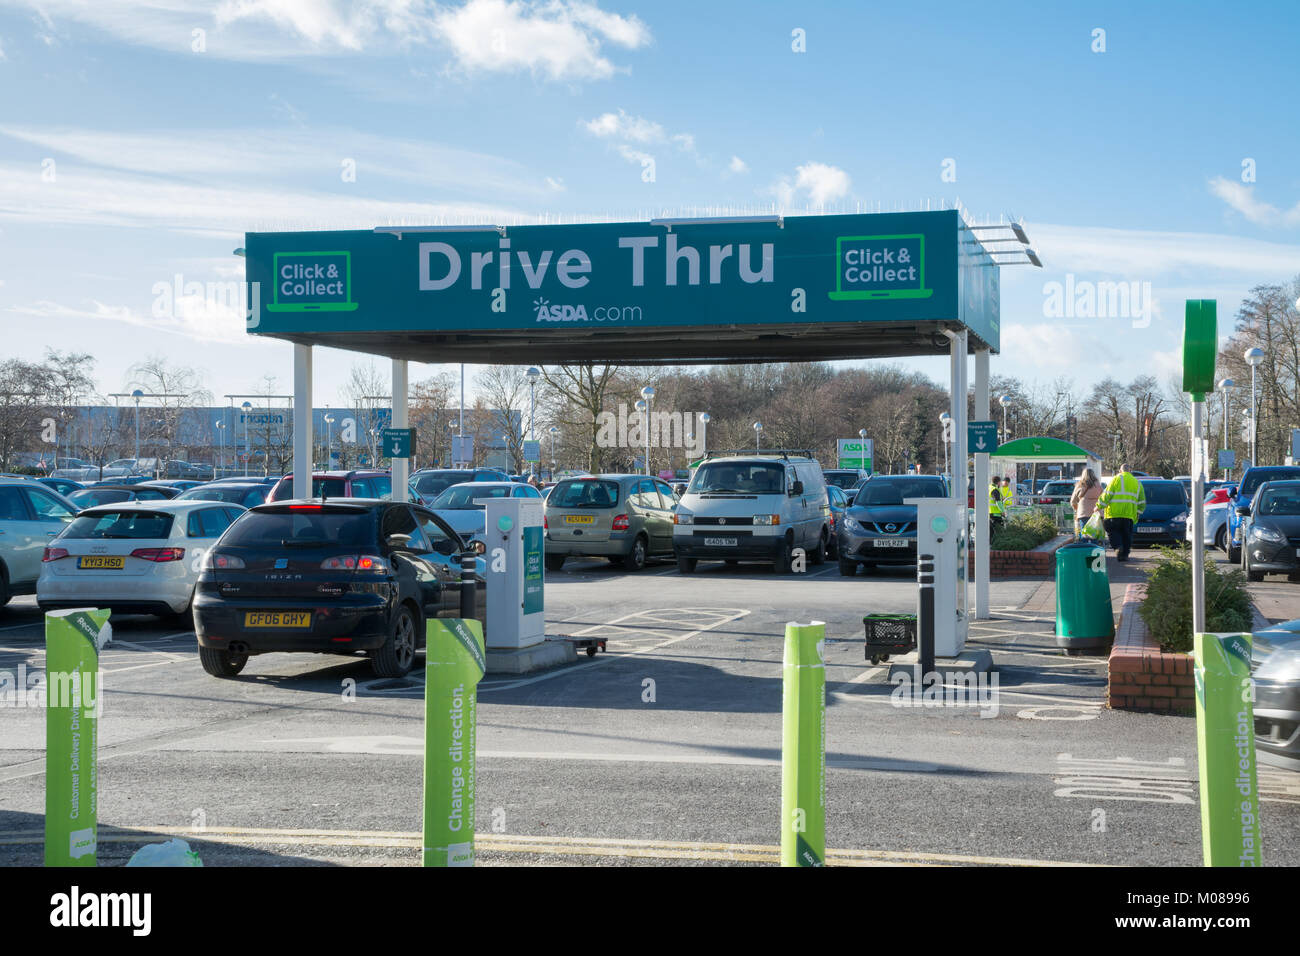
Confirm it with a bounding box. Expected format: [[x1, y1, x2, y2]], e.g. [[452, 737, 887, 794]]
[[0, 477, 79, 605], [38, 500, 246, 621]]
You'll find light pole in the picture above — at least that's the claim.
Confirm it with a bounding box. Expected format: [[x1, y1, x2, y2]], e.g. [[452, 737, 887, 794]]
[[549, 425, 558, 479], [857, 427, 868, 472], [698, 412, 710, 460], [241, 401, 252, 477], [640, 385, 656, 476], [998, 395, 1012, 444], [324, 411, 335, 468], [753, 421, 763, 454], [1245, 347, 1264, 466], [1217, 378, 1234, 478], [937, 413, 950, 477], [634, 399, 648, 473], [215, 420, 225, 475], [131, 389, 143, 460], [527, 366, 541, 477]]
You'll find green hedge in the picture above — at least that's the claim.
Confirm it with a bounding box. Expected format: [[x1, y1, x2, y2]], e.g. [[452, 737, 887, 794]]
[[991, 509, 1059, 551], [1137, 546, 1253, 653]]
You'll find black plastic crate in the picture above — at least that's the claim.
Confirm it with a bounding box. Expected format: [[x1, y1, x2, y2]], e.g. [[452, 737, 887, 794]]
[[862, 613, 916, 663]]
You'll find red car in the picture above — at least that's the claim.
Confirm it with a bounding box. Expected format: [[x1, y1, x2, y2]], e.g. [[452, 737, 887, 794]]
[[267, 470, 392, 503]]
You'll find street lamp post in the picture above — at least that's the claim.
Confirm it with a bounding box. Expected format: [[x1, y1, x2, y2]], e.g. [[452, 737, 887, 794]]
[[634, 399, 648, 473], [640, 385, 656, 476], [241, 401, 253, 477], [527, 367, 541, 477], [753, 421, 763, 454], [215, 420, 225, 475], [938, 413, 950, 477], [1245, 348, 1264, 467], [1217, 378, 1234, 478], [549, 425, 558, 479], [998, 395, 1011, 444], [324, 410, 335, 468], [698, 412, 710, 460], [857, 427, 868, 472], [131, 389, 143, 461]]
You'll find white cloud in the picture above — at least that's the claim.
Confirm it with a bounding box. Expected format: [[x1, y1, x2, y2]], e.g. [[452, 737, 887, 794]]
[[0, 34, 7, 59], [727, 155, 748, 175], [1208, 176, 1300, 228], [544, 175, 565, 192], [1, 0, 650, 77], [1029, 222, 1300, 278], [582, 109, 664, 143], [771, 161, 851, 209], [6, 297, 263, 346], [615, 144, 653, 167], [431, 0, 650, 80]]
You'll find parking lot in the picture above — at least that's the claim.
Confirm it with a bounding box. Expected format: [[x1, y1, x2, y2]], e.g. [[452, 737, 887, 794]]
[[3, 549, 1298, 867]]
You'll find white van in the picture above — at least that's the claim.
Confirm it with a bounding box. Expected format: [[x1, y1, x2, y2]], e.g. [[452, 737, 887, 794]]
[[672, 453, 830, 573]]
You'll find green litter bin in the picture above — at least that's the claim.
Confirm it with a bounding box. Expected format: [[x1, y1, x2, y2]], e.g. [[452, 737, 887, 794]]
[[1055, 539, 1114, 651]]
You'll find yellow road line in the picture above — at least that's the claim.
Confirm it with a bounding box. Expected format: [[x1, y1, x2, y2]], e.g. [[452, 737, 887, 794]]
[[0, 826, 1100, 866]]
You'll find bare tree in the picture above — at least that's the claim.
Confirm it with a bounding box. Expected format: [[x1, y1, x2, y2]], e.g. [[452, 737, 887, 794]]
[[475, 365, 530, 473]]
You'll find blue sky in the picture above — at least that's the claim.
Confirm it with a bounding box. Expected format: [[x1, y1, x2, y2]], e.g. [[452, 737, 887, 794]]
[[1, 0, 1298, 405]]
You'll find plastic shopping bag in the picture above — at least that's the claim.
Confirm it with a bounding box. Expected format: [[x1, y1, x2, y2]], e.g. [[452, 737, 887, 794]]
[[1081, 511, 1105, 542], [126, 838, 203, 867]]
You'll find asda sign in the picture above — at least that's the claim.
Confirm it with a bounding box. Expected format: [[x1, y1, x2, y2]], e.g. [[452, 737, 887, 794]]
[[837, 438, 873, 472], [243, 211, 995, 348]]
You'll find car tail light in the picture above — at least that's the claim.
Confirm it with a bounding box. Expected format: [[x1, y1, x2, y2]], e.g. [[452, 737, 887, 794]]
[[612, 514, 630, 531], [543, 515, 548, 529], [130, 547, 185, 562], [43, 547, 69, 562], [205, 552, 245, 570], [290, 504, 323, 511], [320, 554, 389, 572]]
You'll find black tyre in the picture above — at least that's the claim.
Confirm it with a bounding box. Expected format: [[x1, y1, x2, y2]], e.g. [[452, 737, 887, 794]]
[[0, 566, 10, 608], [199, 645, 247, 677], [772, 540, 792, 574], [1214, 525, 1227, 552], [1244, 551, 1264, 583], [585, 645, 598, 657], [371, 605, 418, 678], [810, 530, 827, 566], [623, 535, 648, 571], [545, 554, 566, 572], [1228, 540, 1241, 564], [838, 557, 857, 577], [676, 556, 697, 574]]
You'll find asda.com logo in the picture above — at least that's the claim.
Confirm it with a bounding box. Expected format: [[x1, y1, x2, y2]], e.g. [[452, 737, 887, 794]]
[[533, 298, 644, 323]]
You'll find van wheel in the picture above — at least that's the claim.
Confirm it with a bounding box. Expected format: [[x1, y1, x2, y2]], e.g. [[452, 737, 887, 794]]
[[545, 554, 566, 572], [676, 556, 697, 574], [372, 606, 417, 677], [810, 530, 827, 565], [838, 557, 857, 577], [773, 540, 792, 574], [199, 645, 247, 677], [623, 535, 648, 571], [0, 566, 10, 608]]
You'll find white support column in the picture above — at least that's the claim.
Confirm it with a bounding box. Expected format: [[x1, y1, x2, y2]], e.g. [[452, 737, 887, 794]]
[[974, 349, 991, 620], [292, 344, 313, 501], [392, 359, 409, 503], [951, 331, 968, 625]]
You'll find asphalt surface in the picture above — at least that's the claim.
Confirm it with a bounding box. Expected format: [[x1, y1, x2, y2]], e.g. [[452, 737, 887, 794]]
[[2, 548, 1298, 866]]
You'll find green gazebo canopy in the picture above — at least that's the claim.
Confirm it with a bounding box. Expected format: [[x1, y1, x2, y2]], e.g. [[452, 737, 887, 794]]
[[991, 437, 1098, 461]]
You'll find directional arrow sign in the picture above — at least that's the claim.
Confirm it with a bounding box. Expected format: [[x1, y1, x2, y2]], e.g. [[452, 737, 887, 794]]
[[382, 427, 415, 459], [968, 420, 998, 453]]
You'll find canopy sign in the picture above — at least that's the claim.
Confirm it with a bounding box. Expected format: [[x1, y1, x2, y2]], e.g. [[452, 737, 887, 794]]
[[244, 211, 999, 364]]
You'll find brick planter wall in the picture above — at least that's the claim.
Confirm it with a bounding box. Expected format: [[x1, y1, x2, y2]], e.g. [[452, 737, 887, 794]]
[[967, 534, 1070, 578], [1107, 583, 1195, 714]]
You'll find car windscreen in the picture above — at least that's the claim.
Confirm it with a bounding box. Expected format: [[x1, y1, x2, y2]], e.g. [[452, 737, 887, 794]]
[[64, 510, 174, 539], [1043, 483, 1073, 495], [69, 489, 131, 507], [689, 462, 785, 494], [219, 507, 374, 548], [1258, 486, 1300, 516], [411, 472, 473, 498], [1242, 468, 1300, 497], [856, 479, 946, 506], [549, 479, 621, 509], [1141, 483, 1186, 505], [431, 484, 512, 509], [823, 472, 859, 489]]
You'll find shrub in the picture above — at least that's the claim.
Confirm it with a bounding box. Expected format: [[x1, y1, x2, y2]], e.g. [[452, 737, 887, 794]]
[[991, 509, 1059, 551], [1138, 546, 1253, 653]]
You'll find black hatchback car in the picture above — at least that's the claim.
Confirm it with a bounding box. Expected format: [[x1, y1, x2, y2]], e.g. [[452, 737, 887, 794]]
[[193, 499, 486, 679]]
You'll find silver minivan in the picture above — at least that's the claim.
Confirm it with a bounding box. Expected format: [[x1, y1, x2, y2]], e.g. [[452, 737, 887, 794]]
[[672, 454, 830, 573]]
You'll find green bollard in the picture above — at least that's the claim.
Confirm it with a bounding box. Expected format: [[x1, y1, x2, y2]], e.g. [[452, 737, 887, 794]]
[[781, 620, 826, 867], [1193, 632, 1262, 867], [422, 618, 486, 867], [44, 608, 111, 867]]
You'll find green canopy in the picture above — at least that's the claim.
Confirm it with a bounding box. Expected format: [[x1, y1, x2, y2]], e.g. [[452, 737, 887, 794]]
[[990, 437, 1098, 461]]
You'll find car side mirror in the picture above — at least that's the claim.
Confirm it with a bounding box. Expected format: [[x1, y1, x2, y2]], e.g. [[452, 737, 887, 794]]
[[386, 533, 411, 550], [465, 539, 487, 556], [1228, 486, 1238, 497], [1235, 505, 1251, 517], [845, 494, 855, 505], [790, 480, 804, 496]]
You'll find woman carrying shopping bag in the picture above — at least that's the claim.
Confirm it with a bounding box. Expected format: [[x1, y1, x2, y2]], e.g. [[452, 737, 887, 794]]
[[1071, 468, 1104, 540]]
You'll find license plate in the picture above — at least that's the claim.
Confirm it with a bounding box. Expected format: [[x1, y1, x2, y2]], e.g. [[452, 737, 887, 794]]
[[244, 611, 311, 628], [564, 515, 595, 524], [704, 537, 738, 547], [873, 538, 909, 548], [1137, 526, 1162, 534], [78, 556, 124, 569]]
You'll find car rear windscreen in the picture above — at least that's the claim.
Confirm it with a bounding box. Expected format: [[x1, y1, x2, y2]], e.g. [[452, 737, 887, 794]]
[[220, 508, 373, 548], [64, 510, 175, 539], [856, 479, 946, 506], [1142, 483, 1187, 505], [549, 479, 620, 508], [412, 472, 473, 498], [432, 485, 512, 509], [70, 489, 131, 507], [1241, 468, 1300, 497]]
